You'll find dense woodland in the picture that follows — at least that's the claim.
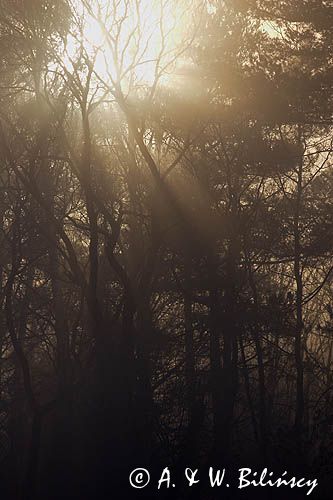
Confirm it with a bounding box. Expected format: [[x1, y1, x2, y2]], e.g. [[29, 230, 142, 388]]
[[0, 0, 332, 498]]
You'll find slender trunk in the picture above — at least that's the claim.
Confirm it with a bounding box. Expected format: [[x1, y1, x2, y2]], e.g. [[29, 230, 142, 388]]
[[5, 230, 42, 500], [219, 195, 240, 457], [22, 412, 42, 500], [294, 154, 304, 439], [135, 295, 154, 458], [81, 111, 101, 339], [126, 127, 155, 458], [245, 247, 268, 452], [184, 259, 196, 423], [208, 255, 224, 454], [239, 337, 259, 443]]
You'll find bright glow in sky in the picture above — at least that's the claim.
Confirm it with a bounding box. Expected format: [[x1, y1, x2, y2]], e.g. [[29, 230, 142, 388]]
[[65, 0, 188, 91]]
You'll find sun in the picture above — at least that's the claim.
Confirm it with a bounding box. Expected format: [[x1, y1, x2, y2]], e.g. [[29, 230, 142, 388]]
[[65, 0, 188, 91]]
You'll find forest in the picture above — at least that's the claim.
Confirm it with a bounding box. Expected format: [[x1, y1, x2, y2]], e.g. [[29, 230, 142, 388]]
[[0, 0, 332, 498]]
